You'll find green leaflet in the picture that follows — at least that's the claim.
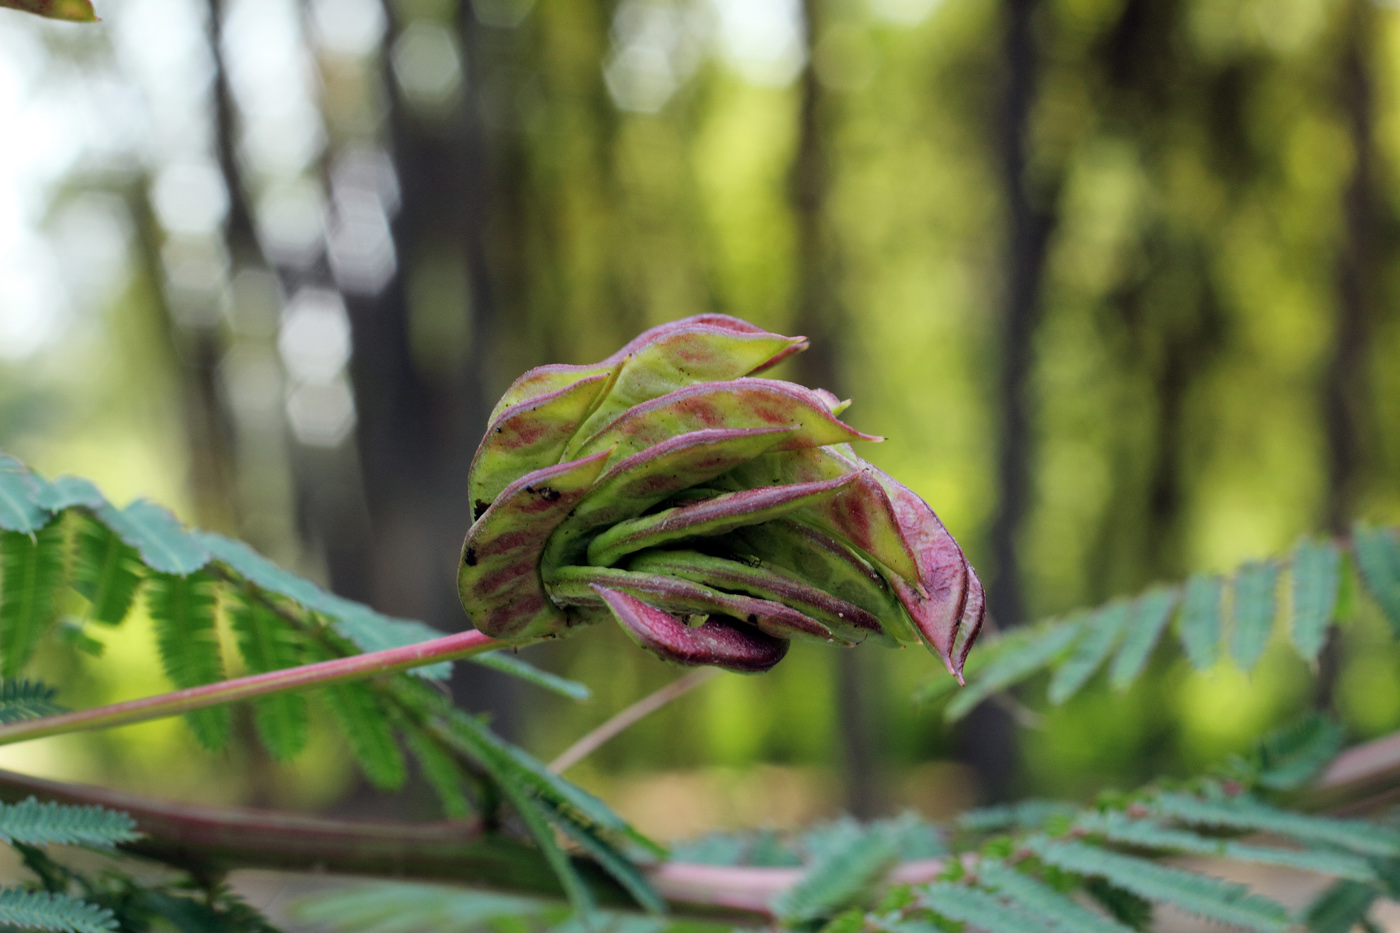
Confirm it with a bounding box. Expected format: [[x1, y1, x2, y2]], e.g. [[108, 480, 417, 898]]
[[403, 727, 472, 819], [319, 677, 406, 791], [1048, 602, 1129, 705], [144, 571, 229, 751], [1177, 575, 1223, 671], [1290, 538, 1340, 663], [34, 475, 104, 513], [1301, 880, 1380, 933], [291, 882, 545, 933], [1230, 561, 1279, 671], [1250, 712, 1344, 791], [0, 521, 68, 677], [1109, 587, 1177, 690], [771, 821, 901, 923], [0, 797, 139, 848], [1149, 792, 1400, 859], [227, 596, 309, 761], [0, 889, 116, 933], [0, 456, 50, 533], [197, 531, 450, 680], [1026, 837, 1290, 933], [1353, 524, 1400, 636], [975, 861, 1134, 933], [97, 501, 210, 576], [71, 514, 144, 626], [465, 652, 590, 701], [946, 618, 1085, 721], [0, 679, 65, 724], [916, 883, 1057, 933], [1075, 812, 1375, 882]]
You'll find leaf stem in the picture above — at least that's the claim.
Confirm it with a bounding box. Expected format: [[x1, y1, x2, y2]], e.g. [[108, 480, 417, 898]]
[[548, 668, 719, 773], [0, 628, 502, 747]]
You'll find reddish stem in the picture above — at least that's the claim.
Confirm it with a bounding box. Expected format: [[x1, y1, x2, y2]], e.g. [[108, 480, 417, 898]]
[[0, 629, 501, 747]]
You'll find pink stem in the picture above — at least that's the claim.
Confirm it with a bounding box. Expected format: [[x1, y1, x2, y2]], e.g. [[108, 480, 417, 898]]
[[0, 628, 501, 747]]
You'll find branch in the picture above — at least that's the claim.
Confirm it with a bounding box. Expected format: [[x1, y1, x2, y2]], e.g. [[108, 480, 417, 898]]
[[549, 668, 718, 773], [0, 629, 502, 747]]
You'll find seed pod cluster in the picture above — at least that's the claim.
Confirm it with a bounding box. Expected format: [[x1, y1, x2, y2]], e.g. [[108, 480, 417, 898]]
[[458, 315, 984, 680]]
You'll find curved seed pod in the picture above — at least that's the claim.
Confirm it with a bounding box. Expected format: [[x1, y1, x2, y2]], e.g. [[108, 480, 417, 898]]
[[458, 452, 610, 639], [626, 549, 883, 644], [554, 566, 841, 642], [461, 314, 984, 678], [723, 447, 971, 672], [540, 427, 794, 578], [577, 379, 882, 464], [489, 362, 616, 425], [468, 373, 612, 518], [591, 585, 789, 673], [727, 520, 907, 647], [952, 564, 985, 680], [566, 326, 808, 456], [585, 473, 859, 568]]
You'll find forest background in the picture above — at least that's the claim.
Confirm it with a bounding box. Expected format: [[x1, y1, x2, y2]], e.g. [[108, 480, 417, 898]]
[[0, 0, 1399, 887]]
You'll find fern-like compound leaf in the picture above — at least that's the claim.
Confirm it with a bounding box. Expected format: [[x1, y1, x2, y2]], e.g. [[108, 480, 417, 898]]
[[1026, 837, 1290, 932], [1075, 812, 1374, 882], [1049, 602, 1129, 705], [1230, 561, 1279, 671], [320, 678, 406, 791], [97, 501, 210, 576], [772, 821, 900, 922], [917, 882, 1058, 933], [144, 571, 230, 751], [1149, 792, 1400, 859], [227, 595, 309, 761], [1177, 575, 1223, 671], [945, 618, 1085, 721], [0, 521, 68, 678], [1301, 880, 1380, 933], [0, 797, 139, 848], [0, 679, 64, 724], [1353, 524, 1400, 636], [0, 455, 51, 534], [0, 888, 117, 933], [71, 515, 144, 626], [1290, 538, 1340, 663], [975, 861, 1134, 933], [1109, 587, 1177, 690]]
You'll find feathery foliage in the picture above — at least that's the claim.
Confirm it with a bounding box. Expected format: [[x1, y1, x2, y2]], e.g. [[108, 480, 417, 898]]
[[0, 797, 138, 849], [0, 521, 68, 678], [227, 594, 309, 760], [144, 570, 230, 752], [0, 889, 117, 933], [932, 524, 1400, 720], [70, 515, 144, 627], [0, 679, 64, 724]]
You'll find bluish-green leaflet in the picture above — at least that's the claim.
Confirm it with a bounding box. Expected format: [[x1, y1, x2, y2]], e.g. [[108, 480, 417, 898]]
[[1109, 587, 1176, 690], [1048, 603, 1129, 705], [1353, 524, 1400, 636], [1177, 575, 1223, 671], [1230, 561, 1279, 671], [98, 501, 210, 576], [947, 617, 1085, 721], [0, 455, 49, 533], [1290, 538, 1340, 662]]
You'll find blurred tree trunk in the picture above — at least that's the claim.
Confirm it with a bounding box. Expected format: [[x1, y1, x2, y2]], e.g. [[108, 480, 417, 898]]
[[791, 0, 883, 819], [1317, 0, 1376, 706], [330, 4, 520, 735], [964, 0, 1053, 803]]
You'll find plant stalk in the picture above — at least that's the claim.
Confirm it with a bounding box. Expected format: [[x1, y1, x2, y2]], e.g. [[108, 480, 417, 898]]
[[0, 628, 502, 747]]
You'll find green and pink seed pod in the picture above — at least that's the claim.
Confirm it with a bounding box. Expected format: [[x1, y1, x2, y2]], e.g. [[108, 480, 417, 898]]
[[458, 315, 984, 681]]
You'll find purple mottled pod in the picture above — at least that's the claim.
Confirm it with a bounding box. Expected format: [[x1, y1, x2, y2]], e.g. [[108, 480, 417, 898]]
[[458, 315, 984, 678]]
